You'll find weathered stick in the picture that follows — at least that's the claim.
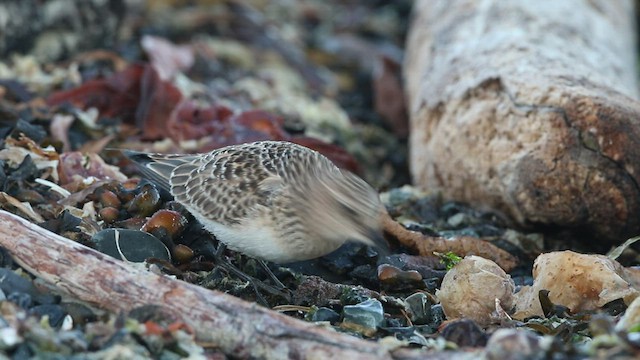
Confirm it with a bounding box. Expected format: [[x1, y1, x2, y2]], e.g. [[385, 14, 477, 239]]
[[381, 212, 517, 271], [0, 210, 432, 359]]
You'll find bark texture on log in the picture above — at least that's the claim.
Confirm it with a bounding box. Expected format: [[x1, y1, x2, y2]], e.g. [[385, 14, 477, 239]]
[[0, 210, 457, 359], [405, 0, 640, 242]]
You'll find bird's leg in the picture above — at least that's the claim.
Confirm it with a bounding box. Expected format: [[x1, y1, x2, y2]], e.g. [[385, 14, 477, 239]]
[[218, 262, 270, 306], [217, 258, 291, 303], [257, 260, 286, 290], [213, 241, 291, 302], [214, 241, 227, 258]]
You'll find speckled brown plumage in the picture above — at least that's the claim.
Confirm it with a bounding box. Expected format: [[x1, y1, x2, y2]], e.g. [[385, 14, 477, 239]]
[[124, 141, 386, 263]]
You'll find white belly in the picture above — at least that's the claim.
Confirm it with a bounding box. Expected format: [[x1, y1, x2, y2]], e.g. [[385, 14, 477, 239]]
[[195, 217, 342, 264]]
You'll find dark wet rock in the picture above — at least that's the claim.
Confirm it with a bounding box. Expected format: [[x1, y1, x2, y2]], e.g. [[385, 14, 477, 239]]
[[384, 317, 405, 328], [0, 79, 33, 102], [349, 264, 378, 288], [429, 304, 446, 328], [342, 299, 384, 330], [422, 277, 441, 293], [287, 253, 362, 284], [311, 307, 340, 323], [175, 220, 214, 251], [340, 286, 379, 306], [414, 324, 437, 336], [57, 330, 90, 353], [0, 268, 57, 305], [12, 119, 47, 143], [163, 200, 191, 217], [470, 223, 504, 237], [7, 155, 38, 182], [39, 209, 82, 234], [439, 228, 482, 238], [404, 292, 432, 325], [383, 254, 447, 283], [319, 243, 360, 275], [484, 328, 547, 360], [126, 184, 161, 217], [93, 327, 132, 351], [61, 302, 99, 326], [128, 304, 179, 326], [446, 212, 473, 228], [403, 222, 440, 236], [8, 292, 33, 309], [288, 240, 379, 281], [14, 188, 46, 204], [384, 187, 417, 207], [404, 331, 430, 347], [440, 202, 469, 218], [440, 319, 487, 347], [380, 326, 430, 346], [0, 247, 14, 268], [377, 264, 424, 292], [382, 188, 444, 224], [501, 229, 545, 259], [603, 299, 628, 317], [91, 228, 171, 262], [28, 304, 67, 327], [11, 343, 32, 359], [411, 196, 442, 223], [0, 162, 6, 191]]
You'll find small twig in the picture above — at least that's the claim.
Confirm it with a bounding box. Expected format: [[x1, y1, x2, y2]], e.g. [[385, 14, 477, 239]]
[[381, 211, 518, 271]]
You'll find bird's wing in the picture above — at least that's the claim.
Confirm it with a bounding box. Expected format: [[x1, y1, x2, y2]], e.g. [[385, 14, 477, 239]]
[[123, 150, 200, 193], [170, 146, 285, 225]]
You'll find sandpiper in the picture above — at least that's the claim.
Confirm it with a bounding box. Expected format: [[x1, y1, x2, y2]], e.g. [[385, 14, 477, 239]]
[[124, 141, 387, 263]]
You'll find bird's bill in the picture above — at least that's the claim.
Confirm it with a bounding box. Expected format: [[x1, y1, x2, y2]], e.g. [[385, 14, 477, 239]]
[[367, 229, 390, 256]]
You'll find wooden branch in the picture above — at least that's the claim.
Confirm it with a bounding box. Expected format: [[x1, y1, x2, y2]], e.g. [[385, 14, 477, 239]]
[[381, 212, 518, 272], [0, 210, 451, 359]]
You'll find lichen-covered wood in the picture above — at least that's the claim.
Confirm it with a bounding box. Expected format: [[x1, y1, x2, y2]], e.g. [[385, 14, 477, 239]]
[[405, 0, 640, 242]]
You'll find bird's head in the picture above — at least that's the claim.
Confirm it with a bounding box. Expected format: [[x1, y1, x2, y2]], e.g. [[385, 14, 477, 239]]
[[300, 168, 388, 253]]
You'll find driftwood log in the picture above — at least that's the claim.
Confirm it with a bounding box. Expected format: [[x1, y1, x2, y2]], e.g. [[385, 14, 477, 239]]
[[405, 0, 640, 243], [0, 210, 473, 359]]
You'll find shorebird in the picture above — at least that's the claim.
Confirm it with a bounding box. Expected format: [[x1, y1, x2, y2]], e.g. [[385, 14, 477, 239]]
[[124, 141, 388, 264]]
